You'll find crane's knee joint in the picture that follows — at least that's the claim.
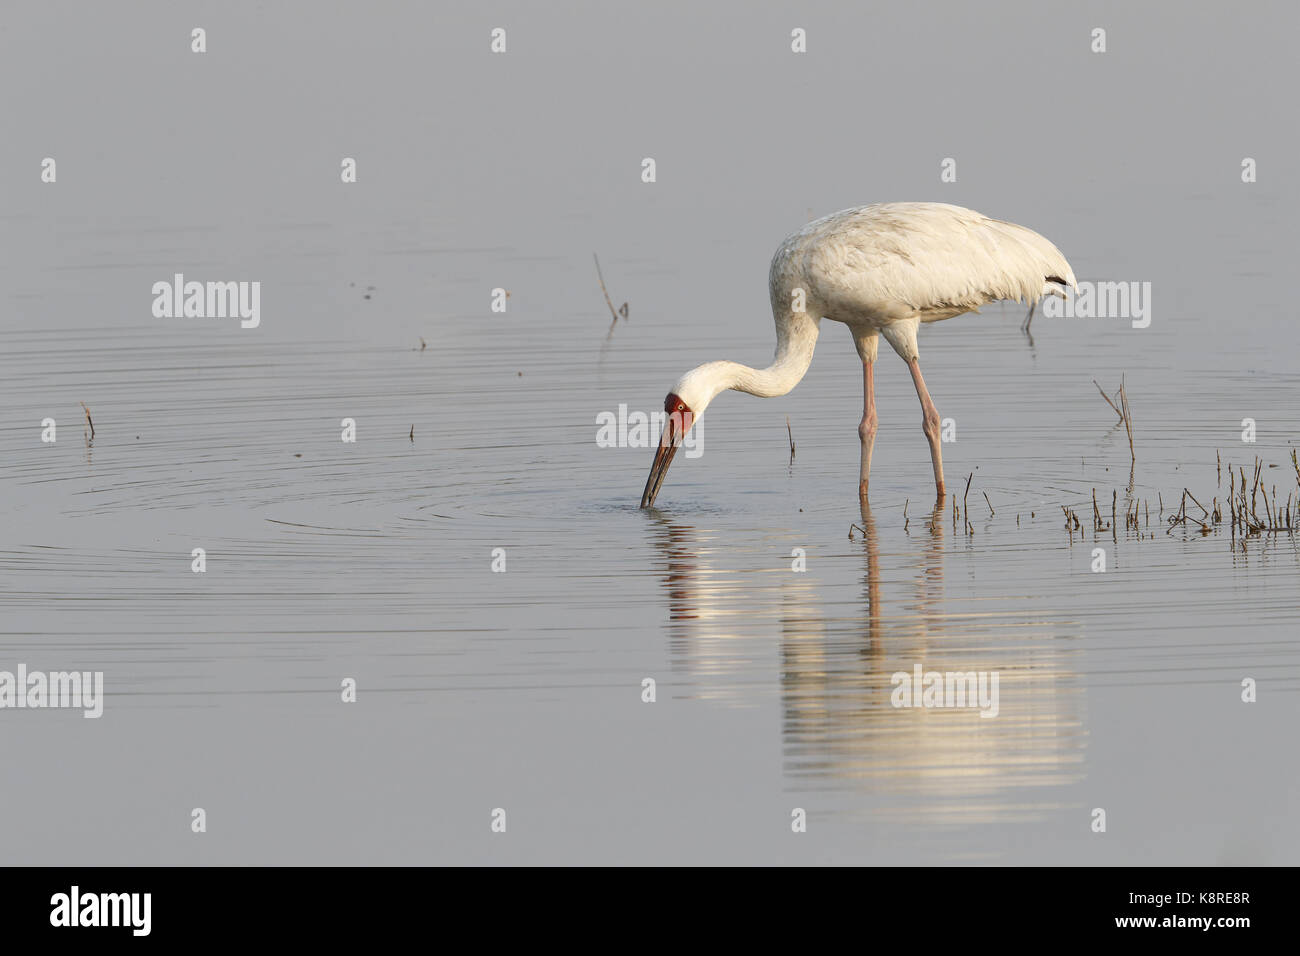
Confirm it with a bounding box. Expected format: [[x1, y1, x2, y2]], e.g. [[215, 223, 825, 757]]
[[858, 412, 878, 443], [922, 409, 941, 439]]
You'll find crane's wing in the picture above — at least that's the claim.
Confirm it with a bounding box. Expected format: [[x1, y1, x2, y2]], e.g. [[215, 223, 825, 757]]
[[801, 202, 1077, 322]]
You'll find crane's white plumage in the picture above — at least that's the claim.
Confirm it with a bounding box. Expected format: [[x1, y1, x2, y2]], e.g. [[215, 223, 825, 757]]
[[640, 202, 1077, 508], [778, 202, 1077, 323]]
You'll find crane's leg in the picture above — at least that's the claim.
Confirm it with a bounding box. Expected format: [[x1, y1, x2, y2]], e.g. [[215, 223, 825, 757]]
[[858, 358, 877, 499], [907, 357, 945, 500]]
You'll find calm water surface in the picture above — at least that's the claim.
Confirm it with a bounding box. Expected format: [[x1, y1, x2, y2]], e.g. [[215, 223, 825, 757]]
[[2, 236, 1296, 863]]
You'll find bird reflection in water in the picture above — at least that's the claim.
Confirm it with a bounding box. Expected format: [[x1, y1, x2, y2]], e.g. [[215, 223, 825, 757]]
[[649, 499, 1086, 825]]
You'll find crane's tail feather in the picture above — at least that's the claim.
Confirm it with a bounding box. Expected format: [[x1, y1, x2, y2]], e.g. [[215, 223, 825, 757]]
[[1043, 275, 1073, 299], [988, 218, 1078, 305]]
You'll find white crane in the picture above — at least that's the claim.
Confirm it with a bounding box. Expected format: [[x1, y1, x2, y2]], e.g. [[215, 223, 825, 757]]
[[640, 202, 1076, 508]]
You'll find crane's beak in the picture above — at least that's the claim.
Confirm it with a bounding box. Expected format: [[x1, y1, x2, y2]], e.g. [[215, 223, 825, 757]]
[[640, 400, 693, 508]]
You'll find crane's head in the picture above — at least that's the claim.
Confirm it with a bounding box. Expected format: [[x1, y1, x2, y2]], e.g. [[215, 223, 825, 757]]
[[639, 366, 723, 508], [639, 392, 694, 508]]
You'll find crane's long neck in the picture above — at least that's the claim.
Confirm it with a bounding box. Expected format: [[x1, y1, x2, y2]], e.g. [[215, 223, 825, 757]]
[[710, 312, 819, 399]]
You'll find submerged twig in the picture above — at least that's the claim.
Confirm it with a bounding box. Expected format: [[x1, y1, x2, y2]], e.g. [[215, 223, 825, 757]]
[[594, 253, 629, 337], [79, 402, 95, 440]]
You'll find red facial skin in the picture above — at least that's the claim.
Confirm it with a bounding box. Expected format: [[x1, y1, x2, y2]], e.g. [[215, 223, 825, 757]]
[[640, 393, 695, 508]]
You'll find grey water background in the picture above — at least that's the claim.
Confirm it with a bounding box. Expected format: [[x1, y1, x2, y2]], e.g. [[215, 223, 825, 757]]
[[1, 2, 1297, 864]]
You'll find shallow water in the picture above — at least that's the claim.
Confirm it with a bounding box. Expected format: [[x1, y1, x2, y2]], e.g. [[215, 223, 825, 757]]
[[2, 2, 1297, 864]]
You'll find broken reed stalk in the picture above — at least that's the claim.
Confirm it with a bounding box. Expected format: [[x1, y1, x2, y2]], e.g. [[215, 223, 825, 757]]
[[962, 472, 974, 534], [1119, 376, 1134, 461], [1166, 491, 1184, 530], [786, 416, 795, 462], [848, 523, 867, 539], [983, 491, 994, 517], [1125, 498, 1140, 531], [1060, 504, 1082, 536], [79, 402, 94, 439], [1248, 464, 1257, 521], [1092, 379, 1124, 421], [1093, 376, 1134, 461], [593, 253, 628, 335]]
